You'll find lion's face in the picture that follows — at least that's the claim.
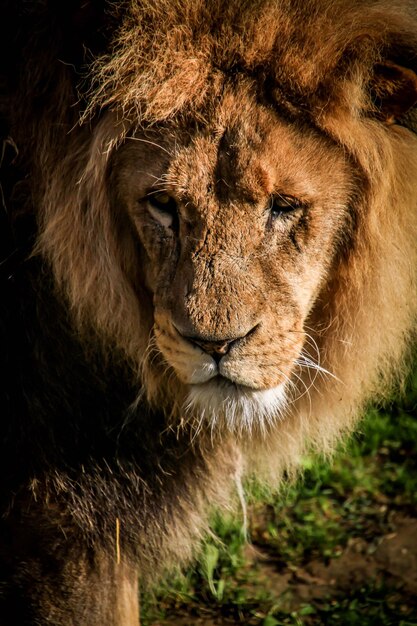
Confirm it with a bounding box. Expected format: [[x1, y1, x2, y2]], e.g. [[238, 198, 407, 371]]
[[112, 86, 353, 428]]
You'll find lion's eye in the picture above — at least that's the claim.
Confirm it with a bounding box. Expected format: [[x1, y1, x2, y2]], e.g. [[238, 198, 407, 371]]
[[269, 194, 303, 219], [146, 192, 178, 229]]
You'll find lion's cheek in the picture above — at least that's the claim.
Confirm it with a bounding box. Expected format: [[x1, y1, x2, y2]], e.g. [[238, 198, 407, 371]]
[[270, 259, 333, 321]]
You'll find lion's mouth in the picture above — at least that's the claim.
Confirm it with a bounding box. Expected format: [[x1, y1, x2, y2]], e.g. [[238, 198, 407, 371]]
[[184, 376, 288, 432], [205, 374, 260, 392]]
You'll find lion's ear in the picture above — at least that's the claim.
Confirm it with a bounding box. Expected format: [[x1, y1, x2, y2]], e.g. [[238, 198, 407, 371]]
[[370, 61, 417, 123]]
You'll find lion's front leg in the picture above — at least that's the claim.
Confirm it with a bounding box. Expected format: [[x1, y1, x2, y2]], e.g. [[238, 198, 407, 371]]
[[0, 515, 140, 626]]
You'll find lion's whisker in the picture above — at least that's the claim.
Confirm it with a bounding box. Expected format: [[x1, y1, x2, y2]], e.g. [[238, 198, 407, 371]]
[[294, 356, 337, 380], [125, 136, 172, 156]]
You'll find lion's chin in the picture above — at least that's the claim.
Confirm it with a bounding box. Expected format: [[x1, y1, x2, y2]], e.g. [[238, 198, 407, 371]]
[[184, 377, 287, 433]]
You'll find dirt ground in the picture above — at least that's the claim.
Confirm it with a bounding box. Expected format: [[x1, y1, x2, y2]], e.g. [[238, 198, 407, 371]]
[[250, 513, 417, 607], [150, 513, 417, 625]]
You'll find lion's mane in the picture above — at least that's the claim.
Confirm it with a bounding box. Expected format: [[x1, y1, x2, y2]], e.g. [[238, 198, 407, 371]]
[[1, 0, 416, 622]]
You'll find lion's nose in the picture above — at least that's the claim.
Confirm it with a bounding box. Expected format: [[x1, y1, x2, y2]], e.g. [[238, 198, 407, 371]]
[[178, 326, 258, 364], [190, 338, 234, 363]]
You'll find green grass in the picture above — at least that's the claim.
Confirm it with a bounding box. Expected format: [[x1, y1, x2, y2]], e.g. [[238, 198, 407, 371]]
[[141, 368, 417, 625]]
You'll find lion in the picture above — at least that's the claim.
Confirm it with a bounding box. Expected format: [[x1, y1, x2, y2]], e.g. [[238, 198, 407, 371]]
[[0, 0, 416, 623]]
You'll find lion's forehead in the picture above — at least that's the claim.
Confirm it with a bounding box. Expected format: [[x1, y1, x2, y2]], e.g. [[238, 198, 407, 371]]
[[122, 99, 351, 216]]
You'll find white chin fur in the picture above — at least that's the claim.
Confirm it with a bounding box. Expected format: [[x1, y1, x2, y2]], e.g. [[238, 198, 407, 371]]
[[184, 379, 287, 434]]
